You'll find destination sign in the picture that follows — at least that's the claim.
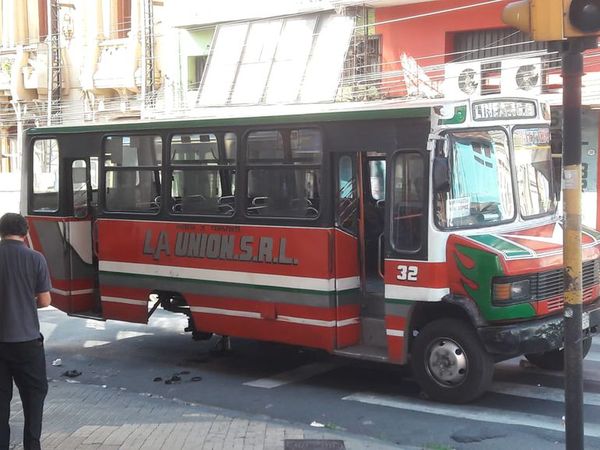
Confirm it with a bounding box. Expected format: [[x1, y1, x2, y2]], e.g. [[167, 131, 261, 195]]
[[472, 100, 536, 122]]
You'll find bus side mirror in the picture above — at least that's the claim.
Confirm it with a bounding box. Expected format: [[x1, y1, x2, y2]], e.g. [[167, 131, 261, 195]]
[[432, 156, 450, 193]]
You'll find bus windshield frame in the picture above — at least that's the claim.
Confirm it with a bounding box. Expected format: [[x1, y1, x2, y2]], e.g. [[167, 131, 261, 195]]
[[435, 128, 516, 230]]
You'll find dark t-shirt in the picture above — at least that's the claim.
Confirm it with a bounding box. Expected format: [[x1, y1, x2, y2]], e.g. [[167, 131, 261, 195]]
[[0, 239, 52, 342]]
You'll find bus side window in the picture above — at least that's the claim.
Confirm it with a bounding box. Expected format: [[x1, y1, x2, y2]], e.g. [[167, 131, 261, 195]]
[[246, 129, 322, 218], [72, 160, 88, 218], [391, 152, 425, 252], [103, 135, 162, 213], [169, 132, 236, 216], [89, 156, 99, 207], [32, 138, 60, 212], [336, 155, 358, 233]]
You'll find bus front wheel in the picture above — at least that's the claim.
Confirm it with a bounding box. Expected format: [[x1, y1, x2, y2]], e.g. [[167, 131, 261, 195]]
[[411, 318, 494, 404], [524, 337, 592, 371]]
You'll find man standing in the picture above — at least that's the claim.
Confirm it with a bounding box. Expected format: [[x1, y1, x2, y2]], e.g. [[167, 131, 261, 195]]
[[0, 213, 51, 450]]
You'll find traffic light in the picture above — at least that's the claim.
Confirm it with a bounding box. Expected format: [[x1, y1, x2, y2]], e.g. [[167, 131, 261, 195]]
[[502, 0, 600, 41], [565, 0, 600, 36]]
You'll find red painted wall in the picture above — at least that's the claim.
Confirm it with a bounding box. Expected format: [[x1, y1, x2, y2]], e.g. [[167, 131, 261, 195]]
[[375, 0, 511, 71]]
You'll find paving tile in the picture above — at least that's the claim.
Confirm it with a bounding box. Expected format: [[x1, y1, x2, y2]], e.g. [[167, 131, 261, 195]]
[[9, 380, 400, 450]]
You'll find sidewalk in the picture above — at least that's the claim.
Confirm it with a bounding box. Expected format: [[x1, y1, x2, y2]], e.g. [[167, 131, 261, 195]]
[[8, 379, 406, 450]]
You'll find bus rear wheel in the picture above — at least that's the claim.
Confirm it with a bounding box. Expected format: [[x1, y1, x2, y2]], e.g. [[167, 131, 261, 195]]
[[411, 318, 494, 404], [524, 337, 592, 371]]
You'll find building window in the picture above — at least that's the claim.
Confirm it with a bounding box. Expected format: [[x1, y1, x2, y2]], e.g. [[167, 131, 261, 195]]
[[102, 0, 131, 39], [188, 55, 207, 90], [198, 14, 354, 106], [37, 0, 48, 41], [342, 34, 381, 100], [116, 0, 131, 39], [452, 28, 547, 63]]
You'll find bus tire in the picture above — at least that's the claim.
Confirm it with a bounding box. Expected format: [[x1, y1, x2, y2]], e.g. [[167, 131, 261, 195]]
[[524, 337, 592, 371], [411, 318, 494, 404]]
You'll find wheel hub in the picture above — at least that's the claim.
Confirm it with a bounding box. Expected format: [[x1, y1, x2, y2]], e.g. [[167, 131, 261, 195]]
[[426, 338, 468, 387]]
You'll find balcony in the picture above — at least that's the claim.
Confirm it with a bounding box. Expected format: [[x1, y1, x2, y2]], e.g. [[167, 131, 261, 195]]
[[93, 38, 140, 93], [22, 45, 48, 93]]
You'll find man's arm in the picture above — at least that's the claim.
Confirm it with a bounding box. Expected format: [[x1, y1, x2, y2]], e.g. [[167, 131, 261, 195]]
[[34, 252, 52, 309], [36, 291, 51, 308]]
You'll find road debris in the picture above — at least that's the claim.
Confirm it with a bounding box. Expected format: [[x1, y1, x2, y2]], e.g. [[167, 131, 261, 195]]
[[51, 358, 62, 367], [61, 370, 82, 378]]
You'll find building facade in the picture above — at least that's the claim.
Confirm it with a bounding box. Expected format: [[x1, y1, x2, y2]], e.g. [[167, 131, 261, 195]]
[[0, 0, 165, 214]]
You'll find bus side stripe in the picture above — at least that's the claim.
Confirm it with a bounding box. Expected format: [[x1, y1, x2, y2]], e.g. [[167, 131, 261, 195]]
[[190, 306, 359, 328], [101, 296, 148, 306], [385, 285, 448, 302], [100, 260, 338, 292]]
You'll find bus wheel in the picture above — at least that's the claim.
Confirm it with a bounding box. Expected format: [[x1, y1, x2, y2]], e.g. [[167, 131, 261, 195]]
[[411, 318, 494, 404], [524, 337, 592, 371]]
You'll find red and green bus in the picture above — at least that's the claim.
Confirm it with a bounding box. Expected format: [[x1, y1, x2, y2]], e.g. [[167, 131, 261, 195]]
[[23, 97, 600, 403]]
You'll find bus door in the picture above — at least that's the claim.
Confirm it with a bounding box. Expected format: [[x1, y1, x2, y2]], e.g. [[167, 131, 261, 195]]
[[333, 152, 386, 349], [62, 158, 101, 316], [383, 150, 428, 361], [28, 150, 100, 317]]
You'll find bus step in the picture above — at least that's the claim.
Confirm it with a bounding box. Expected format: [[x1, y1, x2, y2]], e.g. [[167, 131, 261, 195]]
[[69, 311, 105, 321], [333, 344, 389, 362]]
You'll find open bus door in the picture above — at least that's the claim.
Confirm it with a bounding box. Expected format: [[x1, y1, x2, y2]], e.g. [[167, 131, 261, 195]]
[[333, 149, 428, 361], [27, 140, 101, 318], [333, 152, 387, 355]]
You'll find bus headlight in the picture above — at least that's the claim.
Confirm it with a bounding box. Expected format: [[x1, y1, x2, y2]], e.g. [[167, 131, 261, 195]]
[[492, 278, 531, 305]]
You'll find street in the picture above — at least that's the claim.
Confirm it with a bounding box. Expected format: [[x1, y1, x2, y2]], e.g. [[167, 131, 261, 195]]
[[36, 307, 600, 450]]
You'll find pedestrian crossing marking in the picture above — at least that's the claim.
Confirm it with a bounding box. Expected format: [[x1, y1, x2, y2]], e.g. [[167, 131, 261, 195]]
[[342, 392, 600, 438], [83, 340, 111, 348], [490, 381, 600, 406], [115, 331, 153, 340], [586, 350, 600, 363], [244, 362, 340, 389]]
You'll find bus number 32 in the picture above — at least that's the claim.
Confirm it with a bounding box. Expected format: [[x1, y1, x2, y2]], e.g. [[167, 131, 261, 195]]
[[397, 265, 418, 282]]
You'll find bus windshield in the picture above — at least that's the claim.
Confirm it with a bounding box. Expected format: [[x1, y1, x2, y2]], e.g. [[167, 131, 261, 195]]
[[513, 127, 556, 218], [438, 129, 514, 229]]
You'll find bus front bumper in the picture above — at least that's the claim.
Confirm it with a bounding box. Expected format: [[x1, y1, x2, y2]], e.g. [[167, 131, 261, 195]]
[[478, 302, 600, 357]]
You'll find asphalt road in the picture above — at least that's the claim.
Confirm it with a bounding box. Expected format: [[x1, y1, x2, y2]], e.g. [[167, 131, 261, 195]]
[[39, 307, 600, 450]]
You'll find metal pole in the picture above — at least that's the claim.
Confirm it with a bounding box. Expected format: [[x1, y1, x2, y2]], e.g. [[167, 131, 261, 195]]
[[47, 0, 53, 125], [562, 38, 584, 450]]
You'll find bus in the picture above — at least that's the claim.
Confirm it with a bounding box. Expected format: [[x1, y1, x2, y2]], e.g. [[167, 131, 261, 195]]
[[23, 96, 600, 403]]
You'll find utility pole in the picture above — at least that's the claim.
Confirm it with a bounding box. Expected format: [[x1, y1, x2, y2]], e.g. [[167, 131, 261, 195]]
[[561, 36, 594, 450], [502, 2, 600, 449], [141, 0, 155, 112], [47, 0, 61, 125]]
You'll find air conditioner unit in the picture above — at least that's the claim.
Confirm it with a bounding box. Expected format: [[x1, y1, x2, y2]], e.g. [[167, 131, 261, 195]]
[[444, 62, 481, 99], [501, 58, 542, 96]]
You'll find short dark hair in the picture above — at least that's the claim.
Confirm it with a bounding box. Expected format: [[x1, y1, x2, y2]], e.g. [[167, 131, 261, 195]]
[[0, 213, 29, 237]]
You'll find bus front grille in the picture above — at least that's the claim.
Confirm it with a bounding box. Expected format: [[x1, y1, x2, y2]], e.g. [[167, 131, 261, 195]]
[[530, 259, 600, 312]]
